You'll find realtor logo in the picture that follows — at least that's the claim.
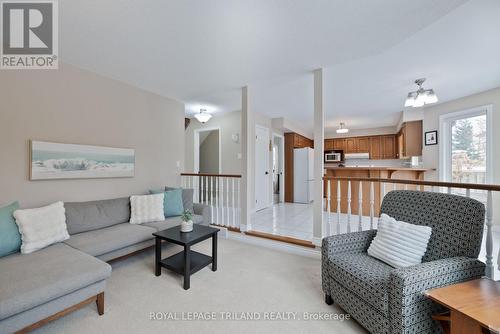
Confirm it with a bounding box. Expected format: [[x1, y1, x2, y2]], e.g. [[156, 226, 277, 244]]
[[1, 0, 58, 69]]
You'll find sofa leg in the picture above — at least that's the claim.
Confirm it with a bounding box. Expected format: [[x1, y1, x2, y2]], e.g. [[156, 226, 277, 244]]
[[96, 292, 104, 315], [325, 294, 333, 305]]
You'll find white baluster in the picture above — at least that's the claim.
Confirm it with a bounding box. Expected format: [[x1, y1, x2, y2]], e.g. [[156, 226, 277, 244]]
[[226, 178, 230, 227], [447, 187, 452, 194], [204, 176, 208, 204], [486, 190, 494, 279], [215, 177, 219, 225], [358, 181, 363, 232], [232, 178, 236, 228], [237, 178, 241, 229], [466, 188, 471, 198], [404, 184, 408, 191], [347, 181, 352, 233], [210, 176, 214, 224], [382, 182, 386, 200], [327, 180, 331, 235], [220, 177, 224, 227], [392, 183, 396, 191], [432, 186, 437, 193], [370, 182, 375, 230], [336, 180, 341, 235]]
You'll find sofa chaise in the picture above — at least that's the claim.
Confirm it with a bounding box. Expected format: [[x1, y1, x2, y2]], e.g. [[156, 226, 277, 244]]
[[0, 191, 210, 334]]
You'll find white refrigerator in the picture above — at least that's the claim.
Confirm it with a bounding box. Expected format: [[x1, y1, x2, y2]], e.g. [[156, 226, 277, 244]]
[[293, 147, 314, 203]]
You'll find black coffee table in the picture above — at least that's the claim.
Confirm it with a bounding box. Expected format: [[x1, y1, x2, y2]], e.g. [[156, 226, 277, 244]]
[[153, 225, 219, 290]]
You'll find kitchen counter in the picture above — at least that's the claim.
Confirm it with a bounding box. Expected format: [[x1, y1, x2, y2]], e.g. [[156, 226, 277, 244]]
[[324, 166, 433, 172]]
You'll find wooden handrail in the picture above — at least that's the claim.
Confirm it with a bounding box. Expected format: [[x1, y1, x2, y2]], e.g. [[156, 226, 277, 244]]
[[181, 172, 242, 178], [322, 176, 500, 192]]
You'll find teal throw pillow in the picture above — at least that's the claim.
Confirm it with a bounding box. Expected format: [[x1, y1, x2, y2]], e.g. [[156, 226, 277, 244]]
[[164, 189, 184, 217], [0, 202, 21, 257]]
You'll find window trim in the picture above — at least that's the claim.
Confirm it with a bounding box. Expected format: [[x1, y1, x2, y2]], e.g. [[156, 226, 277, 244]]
[[439, 104, 493, 183]]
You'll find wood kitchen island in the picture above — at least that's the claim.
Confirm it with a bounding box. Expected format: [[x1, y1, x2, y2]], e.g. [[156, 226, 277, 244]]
[[323, 166, 433, 216]]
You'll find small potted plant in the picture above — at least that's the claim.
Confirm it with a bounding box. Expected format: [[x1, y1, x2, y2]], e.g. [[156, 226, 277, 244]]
[[180, 210, 193, 232]]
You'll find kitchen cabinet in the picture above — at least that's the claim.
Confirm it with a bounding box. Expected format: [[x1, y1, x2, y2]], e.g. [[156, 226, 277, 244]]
[[345, 138, 357, 153], [333, 139, 345, 151], [357, 137, 370, 153], [370, 136, 382, 159], [397, 121, 423, 158], [382, 135, 396, 159], [325, 139, 335, 150]]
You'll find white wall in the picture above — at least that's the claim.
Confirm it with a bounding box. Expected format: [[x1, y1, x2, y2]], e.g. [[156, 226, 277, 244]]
[[0, 63, 185, 208], [185, 111, 241, 174], [422, 86, 500, 223]]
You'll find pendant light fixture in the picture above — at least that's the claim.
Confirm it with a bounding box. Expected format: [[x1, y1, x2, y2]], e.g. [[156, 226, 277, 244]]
[[194, 108, 212, 123], [336, 122, 349, 134], [404, 78, 438, 108]]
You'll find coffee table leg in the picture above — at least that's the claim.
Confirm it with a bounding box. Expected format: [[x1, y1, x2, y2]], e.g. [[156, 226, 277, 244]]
[[155, 237, 161, 276], [183, 245, 191, 290], [212, 233, 218, 272]]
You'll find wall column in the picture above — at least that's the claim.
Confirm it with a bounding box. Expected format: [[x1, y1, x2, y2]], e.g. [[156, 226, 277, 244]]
[[312, 69, 325, 246], [240, 86, 254, 231]]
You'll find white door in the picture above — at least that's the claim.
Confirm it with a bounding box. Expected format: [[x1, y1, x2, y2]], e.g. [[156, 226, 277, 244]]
[[255, 125, 270, 211]]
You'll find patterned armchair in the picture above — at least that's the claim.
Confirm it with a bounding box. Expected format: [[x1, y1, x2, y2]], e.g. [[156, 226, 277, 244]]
[[322, 190, 486, 334]]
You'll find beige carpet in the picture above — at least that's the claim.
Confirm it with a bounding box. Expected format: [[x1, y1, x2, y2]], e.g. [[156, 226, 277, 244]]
[[34, 238, 366, 334]]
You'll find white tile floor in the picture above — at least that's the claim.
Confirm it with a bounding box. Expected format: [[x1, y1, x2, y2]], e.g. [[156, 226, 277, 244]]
[[251, 202, 314, 240]]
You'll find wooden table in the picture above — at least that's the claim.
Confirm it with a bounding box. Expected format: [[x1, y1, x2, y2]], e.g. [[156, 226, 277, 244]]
[[425, 278, 500, 334]]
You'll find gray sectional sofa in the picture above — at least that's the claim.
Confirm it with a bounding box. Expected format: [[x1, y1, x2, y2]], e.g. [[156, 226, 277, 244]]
[[0, 192, 210, 334]]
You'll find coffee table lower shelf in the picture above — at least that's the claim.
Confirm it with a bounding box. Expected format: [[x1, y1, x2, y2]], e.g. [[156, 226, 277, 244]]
[[159, 251, 213, 276]]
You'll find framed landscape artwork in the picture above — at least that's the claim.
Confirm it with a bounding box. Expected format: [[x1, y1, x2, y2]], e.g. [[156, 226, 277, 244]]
[[30, 141, 135, 180]]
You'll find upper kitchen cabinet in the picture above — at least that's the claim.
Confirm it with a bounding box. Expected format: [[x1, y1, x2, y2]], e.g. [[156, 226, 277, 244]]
[[357, 137, 370, 153], [345, 138, 357, 153], [333, 139, 345, 151], [325, 139, 335, 150], [381, 135, 396, 159], [396, 120, 423, 158], [370, 136, 382, 159]]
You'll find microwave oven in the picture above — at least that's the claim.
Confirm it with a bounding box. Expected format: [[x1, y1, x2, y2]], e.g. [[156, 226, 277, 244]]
[[325, 152, 342, 162]]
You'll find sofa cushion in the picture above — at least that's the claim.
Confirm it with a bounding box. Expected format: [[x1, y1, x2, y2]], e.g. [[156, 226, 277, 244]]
[[65, 197, 131, 235], [0, 243, 111, 320], [166, 187, 194, 213], [0, 202, 21, 257], [326, 252, 393, 315], [13, 201, 69, 254], [64, 223, 155, 257], [143, 214, 204, 232]]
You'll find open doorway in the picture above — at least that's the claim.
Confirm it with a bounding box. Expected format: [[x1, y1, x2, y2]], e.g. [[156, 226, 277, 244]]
[[272, 133, 284, 204], [194, 128, 221, 174]]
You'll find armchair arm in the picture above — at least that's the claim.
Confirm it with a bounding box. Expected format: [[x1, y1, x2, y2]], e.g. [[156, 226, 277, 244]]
[[389, 257, 485, 333], [193, 203, 211, 226], [322, 230, 377, 257], [321, 230, 376, 295]]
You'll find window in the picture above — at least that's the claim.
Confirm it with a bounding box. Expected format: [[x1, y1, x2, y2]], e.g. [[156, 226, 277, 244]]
[[440, 105, 492, 201]]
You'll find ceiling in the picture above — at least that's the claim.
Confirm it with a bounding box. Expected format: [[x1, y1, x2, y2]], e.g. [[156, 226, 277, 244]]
[[60, 0, 500, 131]]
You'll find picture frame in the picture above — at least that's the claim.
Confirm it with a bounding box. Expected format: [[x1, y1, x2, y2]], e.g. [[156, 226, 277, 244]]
[[30, 140, 135, 180], [424, 130, 438, 146]]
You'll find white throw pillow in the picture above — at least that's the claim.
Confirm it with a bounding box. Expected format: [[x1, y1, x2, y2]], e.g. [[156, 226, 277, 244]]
[[13, 201, 69, 254], [367, 214, 432, 268], [130, 193, 165, 224]]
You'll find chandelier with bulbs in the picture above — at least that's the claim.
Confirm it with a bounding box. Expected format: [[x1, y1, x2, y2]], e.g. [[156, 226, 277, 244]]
[[194, 108, 212, 123], [404, 78, 438, 108]]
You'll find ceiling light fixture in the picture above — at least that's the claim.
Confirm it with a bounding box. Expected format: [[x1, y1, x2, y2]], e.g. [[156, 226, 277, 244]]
[[404, 78, 438, 108], [194, 108, 212, 123], [336, 122, 349, 134]]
